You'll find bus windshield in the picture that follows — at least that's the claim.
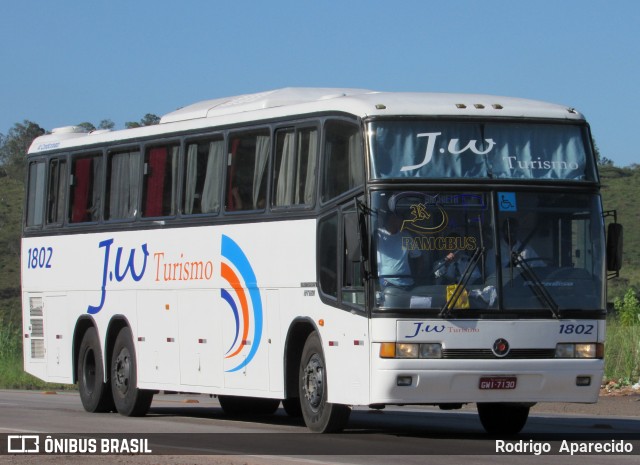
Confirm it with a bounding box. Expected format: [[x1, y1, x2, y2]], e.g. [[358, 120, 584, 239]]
[[372, 190, 605, 315], [368, 120, 596, 181]]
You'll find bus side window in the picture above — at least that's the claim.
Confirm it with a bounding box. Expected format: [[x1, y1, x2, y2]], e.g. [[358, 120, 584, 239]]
[[69, 154, 103, 224], [26, 160, 46, 228], [142, 144, 179, 218], [183, 138, 224, 215], [273, 127, 318, 208], [318, 212, 338, 299], [321, 120, 363, 203], [106, 149, 141, 220], [342, 209, 365, 307], [46, 158, 68, 226], [225, 130, 270, 212]]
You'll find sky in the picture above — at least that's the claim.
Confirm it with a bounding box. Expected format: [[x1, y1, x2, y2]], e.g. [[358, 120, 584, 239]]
[[1, 0, 638, 166]]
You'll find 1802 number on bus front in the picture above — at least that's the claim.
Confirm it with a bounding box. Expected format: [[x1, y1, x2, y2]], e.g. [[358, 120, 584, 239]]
[[26, 247, 53, 269], [559, 324, 594, 335]]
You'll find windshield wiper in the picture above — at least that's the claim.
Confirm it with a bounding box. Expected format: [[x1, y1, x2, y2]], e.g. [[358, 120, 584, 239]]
[[440, 247, 485, 318], [511, 253, 560, 319]]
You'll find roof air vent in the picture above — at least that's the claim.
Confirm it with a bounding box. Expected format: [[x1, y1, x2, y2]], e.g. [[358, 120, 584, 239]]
[[51, 126, 88, 135]]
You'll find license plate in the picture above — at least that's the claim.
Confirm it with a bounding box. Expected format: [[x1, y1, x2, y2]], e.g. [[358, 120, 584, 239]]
[[479, 376, 517, 390]]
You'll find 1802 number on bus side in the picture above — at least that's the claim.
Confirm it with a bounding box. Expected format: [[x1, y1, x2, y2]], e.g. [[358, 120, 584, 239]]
[[26, 247, 53, 269], [559, 324, 594, 335]]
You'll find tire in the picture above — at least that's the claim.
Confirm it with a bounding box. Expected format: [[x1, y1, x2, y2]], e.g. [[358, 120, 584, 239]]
[[218, 395, 280, 415], [78, 327, 114, 413], [298, 331, 350, 433], [110, 327, 153, 417], [477, 403, 530, 435]]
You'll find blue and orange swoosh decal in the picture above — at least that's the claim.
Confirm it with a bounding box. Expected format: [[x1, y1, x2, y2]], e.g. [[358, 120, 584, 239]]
[[220, 235, 263, 372]]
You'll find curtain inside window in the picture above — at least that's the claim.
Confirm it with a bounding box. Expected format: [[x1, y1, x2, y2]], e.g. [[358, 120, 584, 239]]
[[144, 147, 167, 217], [252, 135, 270, 209], [71, 158, 91, 223], [202, 140, 223, 213], [303, 130, 318, 205], [276, 132, 295, 206], [184, 144, 198, 214], [109, 151, 140, 219]]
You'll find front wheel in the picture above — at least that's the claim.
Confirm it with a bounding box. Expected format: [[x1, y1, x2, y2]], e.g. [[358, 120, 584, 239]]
[[110, 327, 153, 417], [298, 331, 350, 433], [477, 403, 530, 435]]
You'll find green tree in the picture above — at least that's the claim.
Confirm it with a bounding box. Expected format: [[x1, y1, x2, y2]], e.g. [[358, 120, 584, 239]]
[[98, 119, 115, 130], [77, 122, 95, 132], [125, 113, 160, 129], [0, 120, 45, 181], [614, 288, 640, 326], [77, 119, 115, 132]]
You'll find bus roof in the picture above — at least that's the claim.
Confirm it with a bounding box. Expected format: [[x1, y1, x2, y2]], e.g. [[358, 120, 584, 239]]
[[28, 87, 586, 155]]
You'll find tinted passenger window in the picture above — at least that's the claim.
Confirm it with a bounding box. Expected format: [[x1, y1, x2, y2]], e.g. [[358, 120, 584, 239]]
[[321, 121, 363, 203], [226, 130, 270, 211], [69, 154, 103, 223], [47, 158, 67, 225], [142, 144, 178, 217], [26, 161, 46, 228], [183, 138, 224, 215], [106, 149, 141, 220], [318, 212, 338, 298], [273, 127, 318, 208]]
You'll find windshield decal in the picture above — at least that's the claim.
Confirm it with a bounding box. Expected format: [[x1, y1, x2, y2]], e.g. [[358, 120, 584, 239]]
[[371, 122, 592, 181], [400, 132, 496, 172], [498, 192, 517, 212]]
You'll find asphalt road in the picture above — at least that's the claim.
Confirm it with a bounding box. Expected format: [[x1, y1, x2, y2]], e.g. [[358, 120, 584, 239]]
[[0, 389, 638, 465]]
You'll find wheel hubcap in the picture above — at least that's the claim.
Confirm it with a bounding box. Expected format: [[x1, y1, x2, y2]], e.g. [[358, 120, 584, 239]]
[[302, 354, 324, 411], [114, 348, 131, 395]]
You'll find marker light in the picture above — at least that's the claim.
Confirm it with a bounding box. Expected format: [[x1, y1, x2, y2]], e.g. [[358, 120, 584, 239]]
[[379, 342, 396, 358]]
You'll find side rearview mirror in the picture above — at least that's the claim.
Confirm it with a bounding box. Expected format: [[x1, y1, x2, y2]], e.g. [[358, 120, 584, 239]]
[[606, 222, 623, 273]]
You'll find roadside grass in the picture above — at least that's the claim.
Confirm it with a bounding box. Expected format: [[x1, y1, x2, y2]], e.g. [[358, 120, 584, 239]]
[[0, 322, 69, 390], [604, 315, 640, 385]]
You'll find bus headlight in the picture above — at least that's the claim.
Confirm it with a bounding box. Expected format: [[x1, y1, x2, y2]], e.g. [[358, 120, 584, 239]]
[[575, 343, 596, 358], [555, 343, 603, 359], [419, 343, 443, 359], [397, 343, 419, 358], [380, 343, 442, 359]]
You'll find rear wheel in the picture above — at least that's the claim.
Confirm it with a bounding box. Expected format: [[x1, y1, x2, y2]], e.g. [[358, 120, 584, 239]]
[[477, 403, 530, 435], [299, 331, 350, 433], [78, 327, 114, 413], [110, 327, 153, 417]]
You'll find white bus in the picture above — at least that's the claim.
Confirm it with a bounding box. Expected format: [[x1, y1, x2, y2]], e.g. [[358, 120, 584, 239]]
[[22, 88, 622, 434]]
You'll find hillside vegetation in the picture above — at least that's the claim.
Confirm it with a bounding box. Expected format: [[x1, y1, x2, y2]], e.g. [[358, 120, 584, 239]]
[[0, 175, 22, 330], [599, 165, 640, 299]]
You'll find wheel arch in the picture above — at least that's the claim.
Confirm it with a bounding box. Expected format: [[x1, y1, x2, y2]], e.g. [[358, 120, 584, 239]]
[[283, 317, 319, 398], [72, 316, 97, 384]]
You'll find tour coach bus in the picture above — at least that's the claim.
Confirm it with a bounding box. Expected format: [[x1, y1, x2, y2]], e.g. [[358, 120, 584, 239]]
[[22, 88, 622, 434]]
